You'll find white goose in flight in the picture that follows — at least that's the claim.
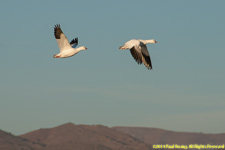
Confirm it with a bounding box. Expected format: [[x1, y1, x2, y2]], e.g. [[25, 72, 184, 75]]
[[53, 24, 87, 58], [119, 39, 157, 70]]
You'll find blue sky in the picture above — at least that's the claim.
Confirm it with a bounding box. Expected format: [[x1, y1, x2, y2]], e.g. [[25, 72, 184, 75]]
[[1, 0, 225, 135]]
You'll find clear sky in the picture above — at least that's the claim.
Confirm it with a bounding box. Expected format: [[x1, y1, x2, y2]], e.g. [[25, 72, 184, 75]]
[[1, 0, 225, 135]]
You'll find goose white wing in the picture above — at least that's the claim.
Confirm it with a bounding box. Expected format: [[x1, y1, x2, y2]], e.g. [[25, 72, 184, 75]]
[[140, 44, 152, 70], [54, 24, 71, 52], [130, 46, 143, 65], [129, 45, 152, 70]]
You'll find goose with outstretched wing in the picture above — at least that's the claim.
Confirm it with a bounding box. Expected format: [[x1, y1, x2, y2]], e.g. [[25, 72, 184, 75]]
[[53, 24, 87, 58], [119, 39, 157, 70]]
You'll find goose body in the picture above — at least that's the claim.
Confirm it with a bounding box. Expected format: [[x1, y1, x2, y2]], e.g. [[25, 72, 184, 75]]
[[119, 39, 157, 70], [53, 24, 87, 58]]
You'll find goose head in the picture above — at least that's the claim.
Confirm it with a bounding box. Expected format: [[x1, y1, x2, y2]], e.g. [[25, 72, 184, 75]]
[[79, 46, 88, 51]]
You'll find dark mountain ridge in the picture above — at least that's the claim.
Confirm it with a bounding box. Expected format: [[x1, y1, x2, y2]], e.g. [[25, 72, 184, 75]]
[[0, 129, 45, 150]]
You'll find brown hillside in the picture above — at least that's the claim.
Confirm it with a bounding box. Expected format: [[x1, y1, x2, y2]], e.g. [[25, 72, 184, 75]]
[[0, 129, 45, 150], [21, 123, 152, 150], [113, 127, 225, 145]]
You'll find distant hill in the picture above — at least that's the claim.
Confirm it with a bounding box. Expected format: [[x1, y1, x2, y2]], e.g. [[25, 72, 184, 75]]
[[20, 123, 152, 150], [113, 126, 225, 145], [1, 123, 225, 150], [0, 129, 45, 150]]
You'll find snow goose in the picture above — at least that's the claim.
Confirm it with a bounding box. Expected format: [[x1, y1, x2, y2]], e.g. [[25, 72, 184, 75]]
[[53, 24, 87, 58], [119, 39, 157, 70]]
